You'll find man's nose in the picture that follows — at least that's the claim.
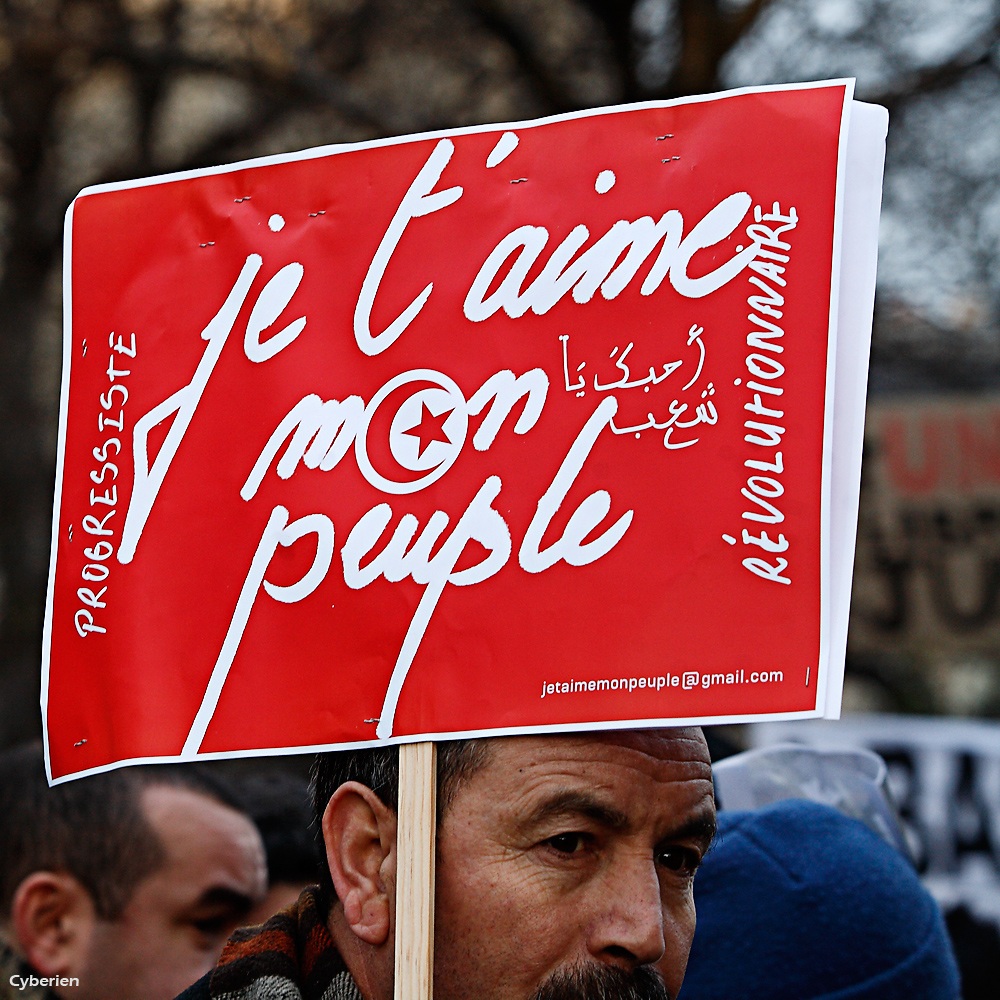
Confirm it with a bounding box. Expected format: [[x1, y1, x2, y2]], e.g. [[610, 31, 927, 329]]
[[587, 854, 666, 969]]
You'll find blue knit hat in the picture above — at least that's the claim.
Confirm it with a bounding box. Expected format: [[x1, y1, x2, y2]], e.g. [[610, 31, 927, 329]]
[[680, 799, 961, 1000]]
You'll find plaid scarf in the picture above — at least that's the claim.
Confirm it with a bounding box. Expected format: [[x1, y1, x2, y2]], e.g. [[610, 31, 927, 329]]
[[208, 887, 363, 1000]]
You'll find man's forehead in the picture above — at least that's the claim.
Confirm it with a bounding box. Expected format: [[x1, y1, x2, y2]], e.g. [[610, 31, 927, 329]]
[[590, 727, 710, 761], [140, 785, 261, 864], [450, 729, 714, 841], [139, 784, 267, 900], [481, 727, 711, 782], [142, 783, 235, 832]]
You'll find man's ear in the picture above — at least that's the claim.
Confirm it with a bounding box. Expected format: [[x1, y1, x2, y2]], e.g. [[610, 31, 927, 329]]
[[322, 782, 397, 946], [10, 872, 96, 978]]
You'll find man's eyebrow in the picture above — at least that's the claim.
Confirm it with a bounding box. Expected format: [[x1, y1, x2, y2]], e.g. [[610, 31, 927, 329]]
[[193, 886, 256, 916], [525, 790, 631, 830], [661, 811, 717, 849]]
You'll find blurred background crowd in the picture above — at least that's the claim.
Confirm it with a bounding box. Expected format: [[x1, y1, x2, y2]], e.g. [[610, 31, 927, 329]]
[[1, 0, 1000, 996]]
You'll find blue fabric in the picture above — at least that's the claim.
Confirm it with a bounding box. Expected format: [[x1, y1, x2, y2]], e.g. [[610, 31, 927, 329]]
[[680, 799, 961, 1000]]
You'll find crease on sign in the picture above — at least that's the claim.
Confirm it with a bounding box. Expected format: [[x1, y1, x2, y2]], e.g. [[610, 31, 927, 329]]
[[118, 254, 263, 564], [373, 475, 511, 740], [182, 506, 334, 756]]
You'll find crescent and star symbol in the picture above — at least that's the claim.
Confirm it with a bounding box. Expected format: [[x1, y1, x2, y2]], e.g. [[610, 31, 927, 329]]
[[366, 373, 469, 492], [402, 400, 455, 457]]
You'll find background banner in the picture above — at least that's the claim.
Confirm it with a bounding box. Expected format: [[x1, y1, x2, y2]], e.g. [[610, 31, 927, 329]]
[[43, 82, 883, 780]]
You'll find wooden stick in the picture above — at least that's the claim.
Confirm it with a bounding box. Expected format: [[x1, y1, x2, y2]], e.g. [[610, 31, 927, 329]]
[[394, 741, 437, 1000]]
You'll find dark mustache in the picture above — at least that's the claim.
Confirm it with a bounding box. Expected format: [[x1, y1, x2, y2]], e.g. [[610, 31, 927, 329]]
[[532, 963, 673, 1000]]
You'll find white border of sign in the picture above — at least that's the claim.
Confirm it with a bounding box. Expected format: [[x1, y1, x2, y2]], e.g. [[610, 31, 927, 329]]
[[825, 101, 888, 716], [41, 81, 887, 783]]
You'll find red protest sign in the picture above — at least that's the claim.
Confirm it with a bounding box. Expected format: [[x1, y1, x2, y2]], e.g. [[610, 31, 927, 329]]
[[43, 81, 883, 781]]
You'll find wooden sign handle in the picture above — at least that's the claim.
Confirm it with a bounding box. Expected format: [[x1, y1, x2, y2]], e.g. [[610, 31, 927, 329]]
[[394, 741, 437, 1000]]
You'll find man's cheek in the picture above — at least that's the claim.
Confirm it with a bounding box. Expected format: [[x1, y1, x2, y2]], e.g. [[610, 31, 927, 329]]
[[504, 854, 575, 895], [656, 897, 697, 997], [437, 840, 509, 902]]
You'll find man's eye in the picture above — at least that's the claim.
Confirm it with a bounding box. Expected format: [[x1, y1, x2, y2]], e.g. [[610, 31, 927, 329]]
[[190, 913, 240, 945], [546, 832, 586, 854], [656, 846, 699, 873], [193, 916, 230, 936]]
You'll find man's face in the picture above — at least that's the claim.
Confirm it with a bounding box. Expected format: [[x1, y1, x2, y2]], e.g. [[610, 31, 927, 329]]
[[433, 729, 715, 1000], [77, 785, 267, 1000]]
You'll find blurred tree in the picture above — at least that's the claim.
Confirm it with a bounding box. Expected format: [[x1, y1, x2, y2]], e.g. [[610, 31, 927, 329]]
[[713, 0, 1000, 385]]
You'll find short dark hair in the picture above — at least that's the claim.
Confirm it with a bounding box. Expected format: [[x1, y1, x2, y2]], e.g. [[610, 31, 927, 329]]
[[0, 743, 245, 920], [236, 770, 323, 886], [309, 739, 491, 894]]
